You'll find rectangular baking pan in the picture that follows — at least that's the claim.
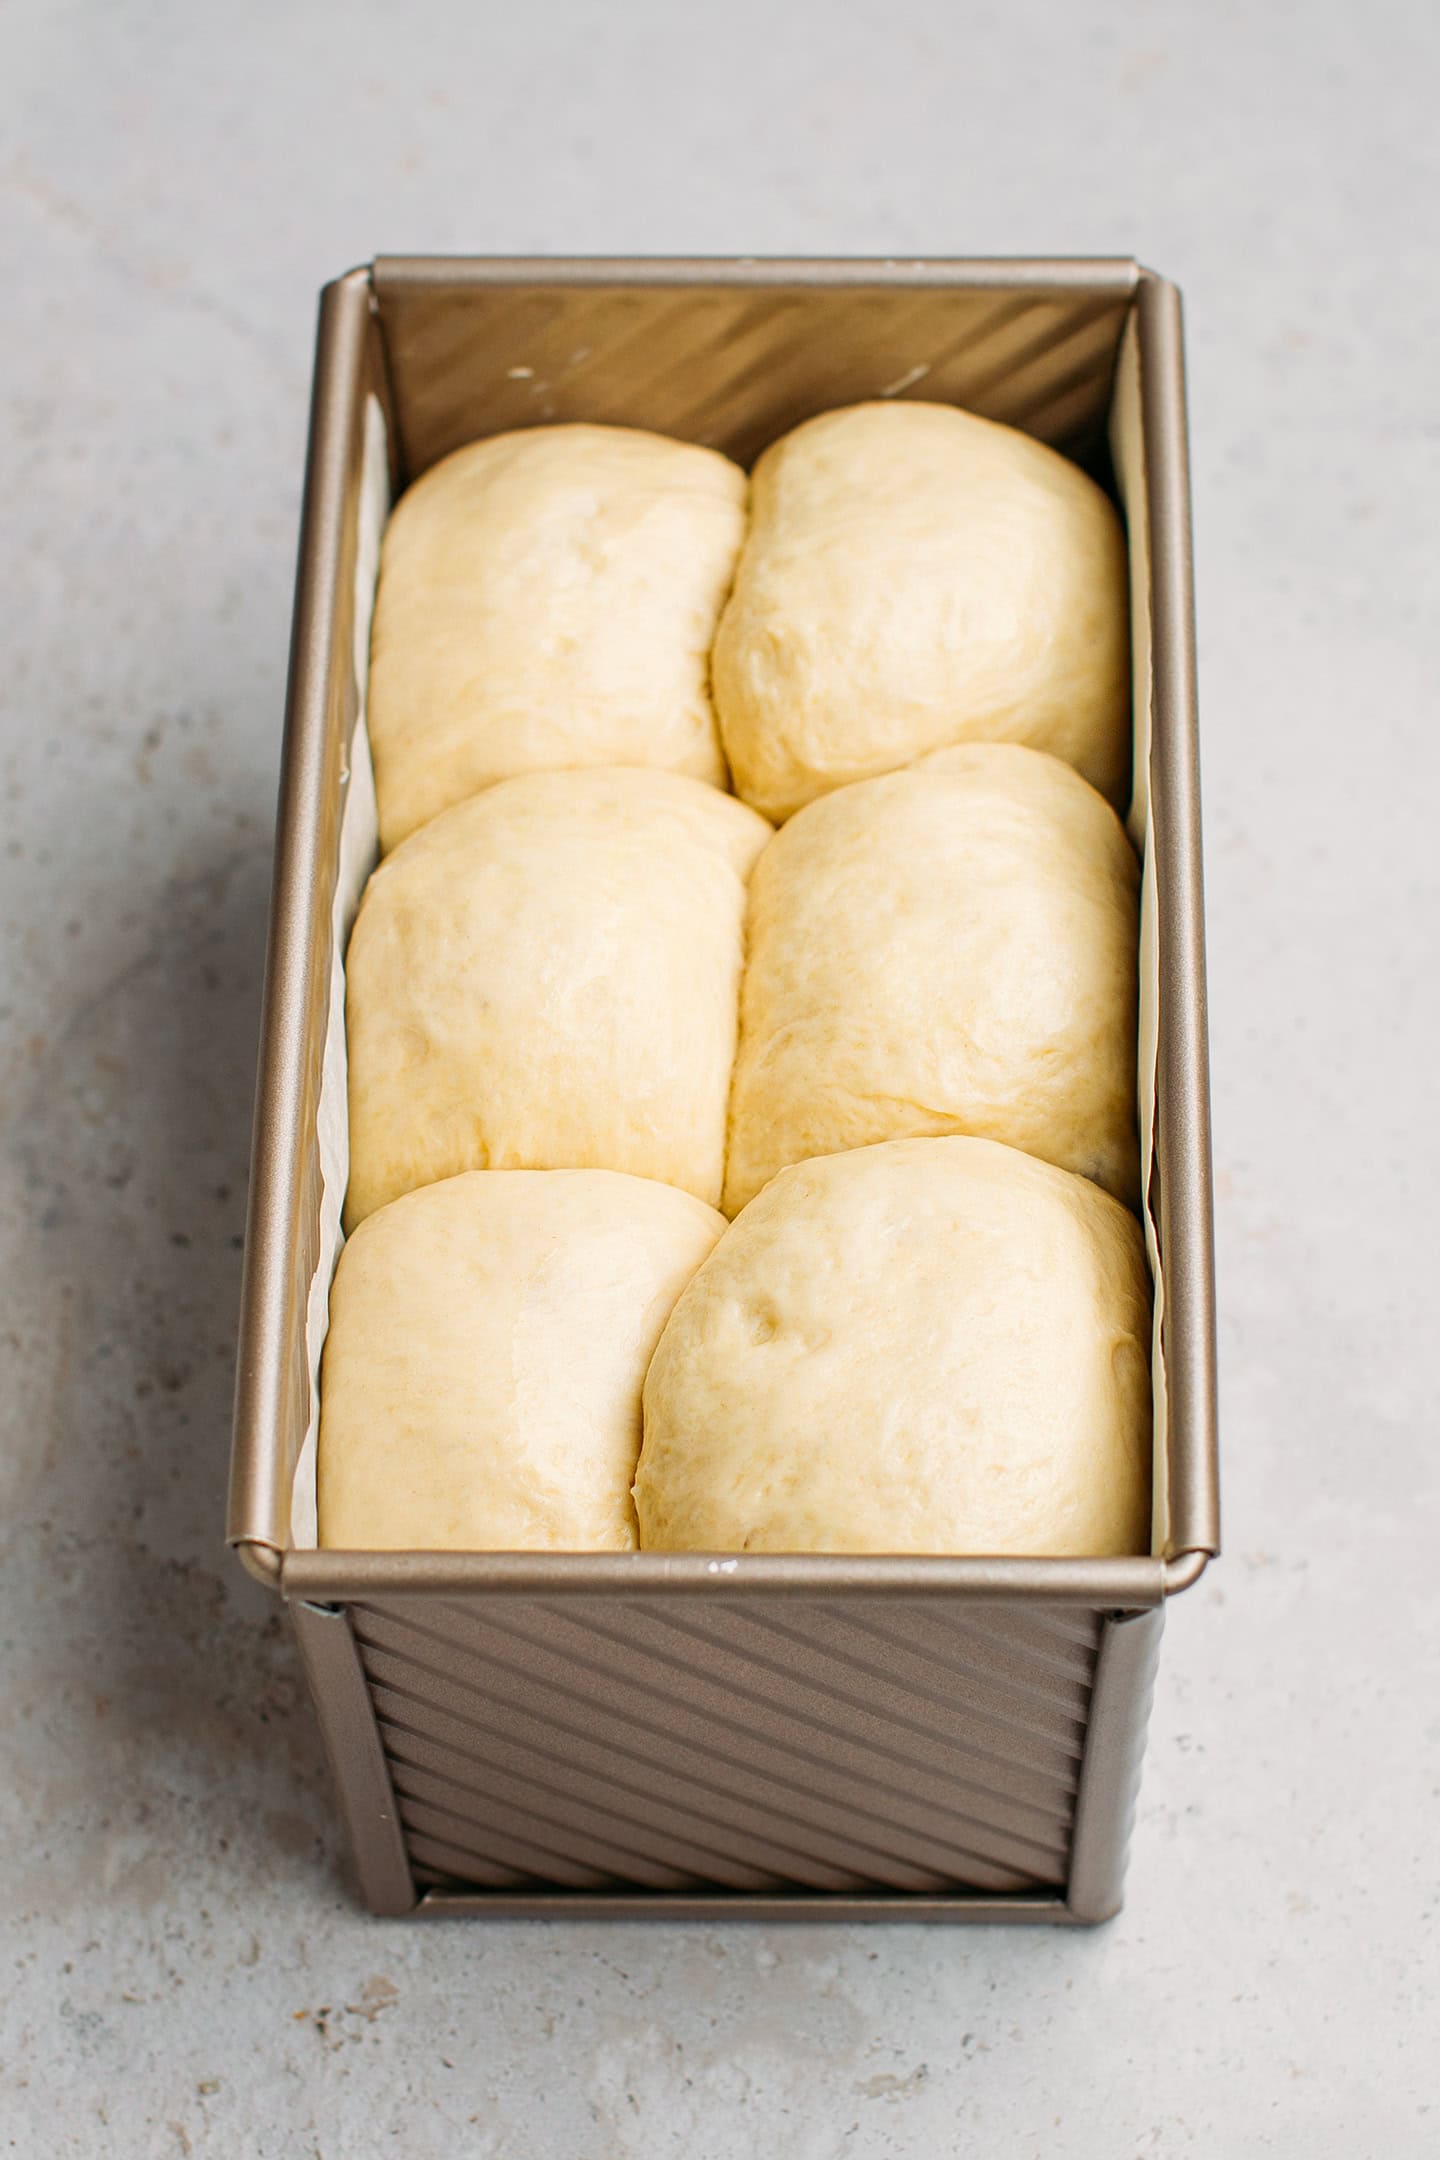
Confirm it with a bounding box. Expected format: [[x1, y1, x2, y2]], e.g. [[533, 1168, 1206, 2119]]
[[228, 257, 1218, 1922]]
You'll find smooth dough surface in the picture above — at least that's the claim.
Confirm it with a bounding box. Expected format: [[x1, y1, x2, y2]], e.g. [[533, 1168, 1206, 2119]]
[[712, 401, 1130, 822], [723, 744, 1140, 1216], [636, 1137, 1151, 1558], [319, 1170, 725, 1551], [344, 767, 772, 1226], [369, 423, 746, 850]]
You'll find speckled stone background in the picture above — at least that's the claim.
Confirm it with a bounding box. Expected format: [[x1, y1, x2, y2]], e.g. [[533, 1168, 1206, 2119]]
[[3, 3, 1437, 2154]]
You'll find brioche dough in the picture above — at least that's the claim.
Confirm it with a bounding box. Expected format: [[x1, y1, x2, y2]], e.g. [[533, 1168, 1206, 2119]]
[[319, 1170, 725, 1550], [344, 767, 771, 1226], [723, 744, 1140, 1216], [636, 1137, 1151, 1557], [712, 401, 1130, 822], [369, 424, 746, 850]]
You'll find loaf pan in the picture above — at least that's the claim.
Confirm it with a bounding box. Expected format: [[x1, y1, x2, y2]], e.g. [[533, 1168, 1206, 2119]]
[[228, 257, 1219, 1922]]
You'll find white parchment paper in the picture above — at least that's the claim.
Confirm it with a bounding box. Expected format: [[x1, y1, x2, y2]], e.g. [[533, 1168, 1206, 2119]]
[[289, 393, 388, 1548], [1109, 311, 1171, 1555]]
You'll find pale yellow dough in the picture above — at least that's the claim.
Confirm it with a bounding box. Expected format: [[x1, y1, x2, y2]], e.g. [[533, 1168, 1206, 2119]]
[[319, 1170, 725, 1551], [723, 744, 1140, 1216], [369, 423, 747, 850], [344, 767, 772, 1227], [636, 1137, 1151, 1558], [712, 401, 1130, 822]]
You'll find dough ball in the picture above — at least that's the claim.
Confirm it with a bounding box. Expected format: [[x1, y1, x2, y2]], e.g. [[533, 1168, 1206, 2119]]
[[344, 767, 772, 1227], [723, 744, 1140, 1216], [319, 1170, 725, 1551], [712, 401, 1130, 822], [369, 423, 747, 850], [636, 1137, 1151, 1558]]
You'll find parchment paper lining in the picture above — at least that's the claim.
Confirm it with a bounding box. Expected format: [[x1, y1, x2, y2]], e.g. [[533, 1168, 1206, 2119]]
[[290, 393, 388, 1547], [1109, 310, 1170, 1555], [291, 369, 1170, 1554]]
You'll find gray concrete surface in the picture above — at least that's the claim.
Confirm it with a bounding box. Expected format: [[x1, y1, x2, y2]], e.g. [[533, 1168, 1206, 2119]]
[[3, 3, 1437, 2153]]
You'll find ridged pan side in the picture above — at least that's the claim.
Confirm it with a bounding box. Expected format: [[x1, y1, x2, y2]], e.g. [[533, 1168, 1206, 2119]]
[[370, 258, 1136, 478], [346, 1594, 1104, 1900]]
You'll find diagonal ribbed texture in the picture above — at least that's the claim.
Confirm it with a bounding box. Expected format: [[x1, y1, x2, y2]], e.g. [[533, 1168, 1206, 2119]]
[[348, 1595, 1102, 1897], [372, 274, 1132, 480]]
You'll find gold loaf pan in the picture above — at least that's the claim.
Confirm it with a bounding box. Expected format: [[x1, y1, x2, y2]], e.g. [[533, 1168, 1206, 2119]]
[[227, 258, 1218, 1923]]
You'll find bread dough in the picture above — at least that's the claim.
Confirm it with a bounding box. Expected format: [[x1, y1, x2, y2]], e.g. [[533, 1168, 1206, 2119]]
[[319, 1170, 725, 1550], [367, 423, 746, 850], [723, 744, 1140, 1216], [712, 401, 1130, 822], [636, 1136, 1151, 1557], [344, 767, 772, 1226]]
